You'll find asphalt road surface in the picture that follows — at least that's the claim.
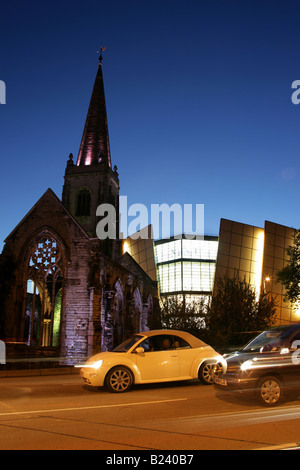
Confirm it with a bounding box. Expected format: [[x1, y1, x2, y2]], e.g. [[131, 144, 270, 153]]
[[0, 372, 300, 451]]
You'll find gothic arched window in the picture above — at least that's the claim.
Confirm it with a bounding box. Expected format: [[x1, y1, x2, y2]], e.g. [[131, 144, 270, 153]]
[[112, 280, 124, 348], [76, 189, 91, 216], [24, 234, 64, 347], [133, 287, 142, 334]]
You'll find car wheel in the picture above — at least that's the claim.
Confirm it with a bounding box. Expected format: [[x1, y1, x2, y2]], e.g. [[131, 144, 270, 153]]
[[105, 366, 133, 393], [198, 362, 215, 385], [257, 375, 283, 406]]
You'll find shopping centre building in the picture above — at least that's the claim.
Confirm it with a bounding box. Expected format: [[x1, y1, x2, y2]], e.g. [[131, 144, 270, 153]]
[[124, 218, 298, 326], [215, 218, 297, 325], [154, 235, 218, 307]]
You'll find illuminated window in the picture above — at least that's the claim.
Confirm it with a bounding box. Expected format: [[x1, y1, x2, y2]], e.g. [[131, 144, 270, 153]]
[[182, 262, 215, 292], [155, 237, 218, 298], [182, 239, 218, 260], [157, 262, 182, 293], [155, 239, 181, 263], [24, 234, 64, 347]]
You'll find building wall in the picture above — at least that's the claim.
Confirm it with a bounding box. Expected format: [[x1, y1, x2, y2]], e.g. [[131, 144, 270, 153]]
[[0, 189, 95, 360], [123, 225, 157, 282], [62, 157, 119, 240], [215, 218, 299, 325], [215, 219, 264, 298], [262, 221, 296, 324]]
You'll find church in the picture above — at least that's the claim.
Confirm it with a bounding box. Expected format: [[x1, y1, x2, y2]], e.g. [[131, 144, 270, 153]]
[[0, 53, 159, 364]]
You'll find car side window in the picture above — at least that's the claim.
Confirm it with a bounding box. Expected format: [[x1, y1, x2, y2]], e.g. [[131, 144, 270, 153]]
[[137, 337, 167, 352], [160, 335, 175, 350], [137, 338, 153, 352], [173, 335, 191, 349], [147, 335, 175, 351], [136, 335, 191, 352]]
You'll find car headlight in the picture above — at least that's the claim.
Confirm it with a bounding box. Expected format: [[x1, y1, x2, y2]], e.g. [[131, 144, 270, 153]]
[[91, 360, 104, 369]]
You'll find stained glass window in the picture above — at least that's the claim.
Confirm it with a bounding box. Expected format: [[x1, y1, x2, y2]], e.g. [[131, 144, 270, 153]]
[[24, 234, 64, 347]]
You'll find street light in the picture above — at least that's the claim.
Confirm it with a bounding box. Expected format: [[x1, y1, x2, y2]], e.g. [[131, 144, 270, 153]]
[[263, 276, 271, 293]]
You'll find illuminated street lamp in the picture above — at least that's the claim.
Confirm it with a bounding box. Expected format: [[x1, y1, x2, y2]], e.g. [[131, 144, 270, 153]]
[[263, 276, 270, 293]]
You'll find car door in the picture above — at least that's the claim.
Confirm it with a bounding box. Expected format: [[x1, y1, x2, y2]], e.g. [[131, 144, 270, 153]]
[[284, 332, 300, 388], [133, 335, 180, 381], [172, 334, 197, 378]]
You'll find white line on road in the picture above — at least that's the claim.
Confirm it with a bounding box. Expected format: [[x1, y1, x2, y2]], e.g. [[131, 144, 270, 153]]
[[0, 398, 187, 418], [164, 403, 300, 430]]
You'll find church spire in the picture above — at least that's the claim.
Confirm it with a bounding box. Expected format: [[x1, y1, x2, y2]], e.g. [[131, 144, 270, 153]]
[[76, 48, 112, 167]]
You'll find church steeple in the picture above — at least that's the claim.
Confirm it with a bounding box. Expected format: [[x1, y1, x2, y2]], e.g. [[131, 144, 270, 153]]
[[62, 52, 119, 248], [76, 49, 111, 167]]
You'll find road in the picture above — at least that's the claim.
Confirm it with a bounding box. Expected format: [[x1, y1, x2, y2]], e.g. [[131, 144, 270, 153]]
[[0, 372, 300, 451]]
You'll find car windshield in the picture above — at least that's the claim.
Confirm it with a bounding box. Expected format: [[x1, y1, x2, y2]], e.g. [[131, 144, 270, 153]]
[[242, 326, 292, 353], [113, 335, 143, 352]]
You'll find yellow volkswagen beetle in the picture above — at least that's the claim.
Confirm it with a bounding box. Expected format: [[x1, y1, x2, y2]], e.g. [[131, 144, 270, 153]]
[[79, 330, 225, 393]]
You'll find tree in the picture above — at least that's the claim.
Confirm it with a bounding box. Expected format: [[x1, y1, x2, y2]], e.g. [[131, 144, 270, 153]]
[[205, 271, 277, 348], [150, 295, 207, 338], [277, 229, 300, 305]]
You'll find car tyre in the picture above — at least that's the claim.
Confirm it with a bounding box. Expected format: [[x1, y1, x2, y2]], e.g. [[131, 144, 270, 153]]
[[198, 361, 215, 385], [257, 375, 283, 407], [105, 366, 133, 393]]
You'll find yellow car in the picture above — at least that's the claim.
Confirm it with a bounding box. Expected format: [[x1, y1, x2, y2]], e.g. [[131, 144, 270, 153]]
[[79, 329, 225, 393]]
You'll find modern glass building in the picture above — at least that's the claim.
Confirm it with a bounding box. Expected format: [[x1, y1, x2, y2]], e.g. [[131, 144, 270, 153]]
[[154, 236, 219, 304], [215, 218, 298, 325], [125, 219, 300, 325]]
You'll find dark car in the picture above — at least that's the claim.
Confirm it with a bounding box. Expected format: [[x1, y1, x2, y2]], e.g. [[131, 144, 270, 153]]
[[213, 323, 300, 406]]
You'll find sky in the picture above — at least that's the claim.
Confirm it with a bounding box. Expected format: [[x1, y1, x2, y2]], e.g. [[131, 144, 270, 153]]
[[1, 0, 300, 249]]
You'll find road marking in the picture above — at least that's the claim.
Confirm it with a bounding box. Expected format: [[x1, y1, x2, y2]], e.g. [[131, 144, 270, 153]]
[[0, 398, 187, 418], [254, 442, 299, 450], [173, 403, 300, 421]]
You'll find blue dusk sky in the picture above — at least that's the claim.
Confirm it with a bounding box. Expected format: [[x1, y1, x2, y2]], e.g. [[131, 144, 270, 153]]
[[1, 0, 300, 249]]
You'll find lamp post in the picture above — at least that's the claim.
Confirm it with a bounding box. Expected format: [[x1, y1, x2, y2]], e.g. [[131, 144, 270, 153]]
[[263, 276, 270, 293]]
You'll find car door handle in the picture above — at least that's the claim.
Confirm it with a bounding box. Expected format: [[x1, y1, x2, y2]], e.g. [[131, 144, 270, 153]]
[[171, 355, 178, 357]]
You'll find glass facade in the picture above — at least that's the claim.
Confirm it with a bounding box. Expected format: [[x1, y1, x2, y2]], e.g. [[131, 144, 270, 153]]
[[153, 219, 299, 325], [154, 237, 218, 299]]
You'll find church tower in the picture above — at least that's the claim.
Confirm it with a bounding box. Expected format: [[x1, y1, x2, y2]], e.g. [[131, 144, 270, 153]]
[[62, 51, 120, 257], [0, 50, 158, 359]]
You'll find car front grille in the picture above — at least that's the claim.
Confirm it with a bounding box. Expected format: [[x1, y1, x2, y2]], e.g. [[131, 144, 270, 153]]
[[214, 360, 240, 377], [226, 362, 240, 374], [213, 362, 224, 376]]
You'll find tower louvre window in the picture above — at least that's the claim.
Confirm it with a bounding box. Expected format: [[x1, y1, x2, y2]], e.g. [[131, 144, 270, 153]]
[[76, 189, 91, 216]]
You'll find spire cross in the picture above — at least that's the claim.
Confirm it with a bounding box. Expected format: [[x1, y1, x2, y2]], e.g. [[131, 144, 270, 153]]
[[97, 46, 106, 65]]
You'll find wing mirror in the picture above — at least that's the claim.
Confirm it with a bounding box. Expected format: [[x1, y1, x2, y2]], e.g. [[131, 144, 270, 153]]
[[134, 347, 144, 354]]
